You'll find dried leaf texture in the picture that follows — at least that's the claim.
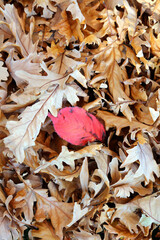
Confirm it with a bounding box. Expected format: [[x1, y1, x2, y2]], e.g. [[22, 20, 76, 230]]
[[0, 0, 160, 240], [4, 90, 58, 162]]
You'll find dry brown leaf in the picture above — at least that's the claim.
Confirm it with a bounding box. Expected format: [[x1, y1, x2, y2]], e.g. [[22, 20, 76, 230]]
[[0, 206, 24, 240], [72, 228, 101, 240], [32, 220, 60, 240], [35, 144, 103, 172], [0, 60, 9, 104], [4, 89, 59, 163], [111, 203, 143, 234], [1, 4, 38, 56], [97, 110, 157, 136], [121, 142, 159, 184], [132, 192, 160, 224], [0, 1, 160, 239], [6, 52, 41, 89], [35, 189, 73, 240]]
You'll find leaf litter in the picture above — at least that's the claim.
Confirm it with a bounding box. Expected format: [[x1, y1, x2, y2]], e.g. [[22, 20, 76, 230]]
[[0, 0, 160, 239]]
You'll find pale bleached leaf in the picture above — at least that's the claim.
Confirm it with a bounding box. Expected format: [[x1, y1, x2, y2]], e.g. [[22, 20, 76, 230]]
[[6, 52, 41, 88], [121, 143, 160, 184], [1, 4, 38, 56], [67, 202, 89, 227], [35, 144, 103, 172], [66, 0, 85, 22], [112, 203, 143, 234], [80, 157, 89, 194], [4, 89, 58, 163], [132, 192, 160, 224], [0, 60, 9, 80]]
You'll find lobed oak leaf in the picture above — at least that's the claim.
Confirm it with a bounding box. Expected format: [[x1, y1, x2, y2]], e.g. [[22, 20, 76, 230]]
[[11, 183, 36, 223], [52, 10, 84, 44], [1, 4, 38, 57], [132, 192, 160, 224], [34, 190, 73, 240], [104, 222, 140, 240], [66, 0, 85, 23], [96, 8, 117, 38], [3, 90, 59, 163], [31, 0, 54, 18], [110, 157, 153, 198], [0, 207, 23, 240], [32, 221, 60, 240], [121, 142, 160, 184], [6, 52, 41, 89], [35, 144, 102, 172], [72, 228, 101, 240], [111, 203, 143, 234], [97, 110, 157, 136], [67, 202, 89, 227]]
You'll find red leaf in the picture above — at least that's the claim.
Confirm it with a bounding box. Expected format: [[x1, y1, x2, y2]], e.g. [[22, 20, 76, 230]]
[[48, 107, 106, 146]]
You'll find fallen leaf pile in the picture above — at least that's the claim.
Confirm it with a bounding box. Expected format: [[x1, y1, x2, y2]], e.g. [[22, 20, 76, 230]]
[[0, 0, 160, 239]]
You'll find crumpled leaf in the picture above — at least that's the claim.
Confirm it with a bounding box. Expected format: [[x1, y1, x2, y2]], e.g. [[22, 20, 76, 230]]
[[66, 0, 85, 23], [97, 110, 157, 136], [67, 202, 89, 227], [132, 192, 160, 224], [34, 189, 73, 240], [111, 203, 144, 234], [0, 4, 38, 56], [32, 221, 60, 240], [6, 52, 41, 89], [35, 144, 102, 171], [0, 207, 23, 240], [121, 142, 160, 184]]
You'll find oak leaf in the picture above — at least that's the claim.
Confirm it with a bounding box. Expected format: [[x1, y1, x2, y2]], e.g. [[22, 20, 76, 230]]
[[1, 4, 38, 57], [34, 190, 73, 240], [97, 110, 157, 136], [132, 192, 160, 224], [32, 221, 60, 240], [35, 144, 102, 171], [121, 142, 159, 184]]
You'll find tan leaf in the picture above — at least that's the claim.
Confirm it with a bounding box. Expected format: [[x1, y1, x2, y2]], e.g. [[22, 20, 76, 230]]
[[66, 0, 85, 23], [0, 60, 9, 104], [35, 190, 73, 240], [11, 182, 37, 223], [32, 221, 60, 240], [4, 89, 58, 163], [0, 206, 23, 240], [132, 192, 160, 224], [123, 0, 138, 37], [32, 0, 54, 18], [80, 157, 89, 195], [111, 203, 143, 234], [6, 52, 41, 89], [121, 142, 160, 184], [96, 110, 157, 136], [0, 60, 9, 80], [35, 144, 102, 171], [73, 228, 101, 240], [67, 202, 89, 227], [150, 29, 160, 57], [1, 5, 37, 56]]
